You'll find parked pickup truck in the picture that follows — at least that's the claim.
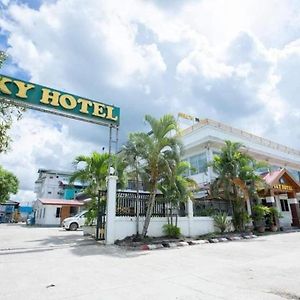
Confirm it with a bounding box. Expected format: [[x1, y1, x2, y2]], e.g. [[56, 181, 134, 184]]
[[62, 210, 87, 231]]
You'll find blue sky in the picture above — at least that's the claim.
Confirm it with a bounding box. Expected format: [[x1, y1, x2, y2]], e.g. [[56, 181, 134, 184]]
[[1, 0, 300, 202]]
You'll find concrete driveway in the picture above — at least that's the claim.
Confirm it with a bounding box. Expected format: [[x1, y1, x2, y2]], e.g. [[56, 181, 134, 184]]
[[0, 224, 299, 300]]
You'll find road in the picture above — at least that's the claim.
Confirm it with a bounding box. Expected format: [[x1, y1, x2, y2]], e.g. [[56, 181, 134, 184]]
[[0, 224, 299, 300]]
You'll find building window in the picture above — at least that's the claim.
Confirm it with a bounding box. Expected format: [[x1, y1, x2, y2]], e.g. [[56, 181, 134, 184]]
[[279, 177, 287, 184], [49, 176, 53, 179], [48, 191, 52, 194], [70, 206, 77, 217], [280, 199, 289, 212], [56, 208, 61, 218], [190, 153, 207, 175]]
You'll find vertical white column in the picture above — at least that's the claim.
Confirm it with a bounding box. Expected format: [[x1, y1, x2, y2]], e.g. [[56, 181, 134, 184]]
[[187, 198, 193, 237], [246, 198, 252, 216], [105, 175, 118, 245]]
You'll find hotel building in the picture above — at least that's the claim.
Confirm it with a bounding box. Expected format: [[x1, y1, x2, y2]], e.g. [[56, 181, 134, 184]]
[[180, 118, 300, 228]]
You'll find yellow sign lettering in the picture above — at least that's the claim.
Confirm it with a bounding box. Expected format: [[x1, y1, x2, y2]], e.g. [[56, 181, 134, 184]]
[[59, 94, 77, 110], [0, 77, 12, 95], [272, 184, 293, 191], [0, 74, 120, 125], [40, 88, 60, 107], [106, 105, 118, 121], [14, 80, 35, 98], [77, 98, 92, 114], [92, 102, 106, 117]]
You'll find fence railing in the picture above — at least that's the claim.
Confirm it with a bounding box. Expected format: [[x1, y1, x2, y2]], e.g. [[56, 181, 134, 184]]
[[193, 199, 233, 216], [116, 191, 173, 217], [99, 191, 235, 218]]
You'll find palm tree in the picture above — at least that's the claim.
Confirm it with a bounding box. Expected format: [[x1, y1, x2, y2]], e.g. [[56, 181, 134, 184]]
[[69, 151, 127, 224], [122, 134, 147, 236], [159, 161, 197, 226], [70, 151, 127, 193], [128, 114, 182, 238], [210, 140, 264, 231], [70, 152, 110, 197], [69, 152, 110, 223]]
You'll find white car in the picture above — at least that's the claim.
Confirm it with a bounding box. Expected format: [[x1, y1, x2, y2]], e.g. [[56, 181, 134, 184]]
[[62, 210, 87, 231]]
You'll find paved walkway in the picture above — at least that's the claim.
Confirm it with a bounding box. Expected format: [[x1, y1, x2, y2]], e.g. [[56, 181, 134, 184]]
[[0, 224, 299, 300]]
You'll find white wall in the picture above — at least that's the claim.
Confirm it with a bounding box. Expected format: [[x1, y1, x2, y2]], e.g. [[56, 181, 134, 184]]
[[34, 202, 61, 226], [45, 206, 61, 225], [114, 216, 215, 240]]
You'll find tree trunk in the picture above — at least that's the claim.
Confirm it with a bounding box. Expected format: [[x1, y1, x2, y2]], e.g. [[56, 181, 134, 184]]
[[141, 188, 157, 238], [135, 173, 140, 236], [167, 205, 170, 225]]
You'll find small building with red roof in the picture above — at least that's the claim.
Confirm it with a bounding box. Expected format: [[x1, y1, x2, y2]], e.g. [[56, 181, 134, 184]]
[[34, 198, 84, 226]]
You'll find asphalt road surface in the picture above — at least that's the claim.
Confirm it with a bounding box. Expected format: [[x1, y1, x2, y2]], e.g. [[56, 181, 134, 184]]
[[0, 224, 299, 300]]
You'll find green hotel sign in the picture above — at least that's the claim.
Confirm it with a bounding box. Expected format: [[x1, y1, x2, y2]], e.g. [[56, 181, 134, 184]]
[[0, 74, 120, 126]]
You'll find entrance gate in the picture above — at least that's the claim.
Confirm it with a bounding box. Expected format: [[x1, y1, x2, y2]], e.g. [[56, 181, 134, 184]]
[[97, 207, 106, 240], [96, 191, 107, 240]]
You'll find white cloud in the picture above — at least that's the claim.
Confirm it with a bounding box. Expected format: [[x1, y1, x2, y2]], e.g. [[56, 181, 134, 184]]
[[1, 0, 300, 200], [177, 48, 233, 79], [0, 111, 99, 201]]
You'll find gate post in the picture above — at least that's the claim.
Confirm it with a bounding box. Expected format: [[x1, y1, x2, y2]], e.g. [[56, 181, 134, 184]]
[[105, 175, 118, 245], [187, 198, 193, 237]]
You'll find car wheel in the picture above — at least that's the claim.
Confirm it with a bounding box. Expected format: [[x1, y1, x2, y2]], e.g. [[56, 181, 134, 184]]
[[69, 222, 78, 231]]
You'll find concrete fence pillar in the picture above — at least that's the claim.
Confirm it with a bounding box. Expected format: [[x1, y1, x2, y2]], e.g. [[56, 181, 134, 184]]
[[105, 175, 118, 245], [187, 198, 193, 237]]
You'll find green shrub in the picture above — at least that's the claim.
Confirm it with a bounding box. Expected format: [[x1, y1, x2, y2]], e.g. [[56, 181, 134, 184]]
[[252, 204, 269, 222], [163, 224, 181, 238], [265, 207, 282, 226], [213, 212, 231, 233], [232, 210, 252, 232]]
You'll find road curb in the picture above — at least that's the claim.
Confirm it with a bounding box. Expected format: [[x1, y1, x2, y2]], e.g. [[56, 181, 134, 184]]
[[136, 234, 258, 251]]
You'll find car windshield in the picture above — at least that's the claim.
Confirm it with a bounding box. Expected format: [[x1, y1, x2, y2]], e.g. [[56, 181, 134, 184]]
[[74, 212, 86, 218]]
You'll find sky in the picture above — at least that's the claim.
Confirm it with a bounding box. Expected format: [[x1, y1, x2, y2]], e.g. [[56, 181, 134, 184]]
[[1, 0, 300, 203]]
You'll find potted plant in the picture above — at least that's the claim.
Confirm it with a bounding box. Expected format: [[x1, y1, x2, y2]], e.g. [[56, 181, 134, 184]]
[[266, 207, 282, 232], [252, 204, 269, 233]]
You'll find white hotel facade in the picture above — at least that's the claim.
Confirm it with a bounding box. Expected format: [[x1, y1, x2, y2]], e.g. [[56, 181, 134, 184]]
[[180, 118, 300, 228]]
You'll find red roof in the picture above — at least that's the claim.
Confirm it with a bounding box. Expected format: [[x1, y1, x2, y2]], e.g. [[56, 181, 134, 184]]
[[262, 168, 300, 192], [263, 169, 283, 185], [38, 199, 84, 206]]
